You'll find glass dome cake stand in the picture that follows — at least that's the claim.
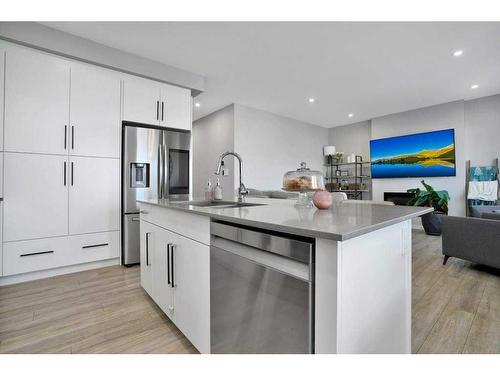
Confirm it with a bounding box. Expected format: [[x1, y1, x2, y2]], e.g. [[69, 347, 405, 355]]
[[282, 162, 325, 208]]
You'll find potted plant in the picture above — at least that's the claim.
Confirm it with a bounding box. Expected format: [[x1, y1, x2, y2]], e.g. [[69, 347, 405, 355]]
[[407, 180, 450, 236]]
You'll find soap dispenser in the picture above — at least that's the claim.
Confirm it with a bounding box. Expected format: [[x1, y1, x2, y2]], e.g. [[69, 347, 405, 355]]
[[214, 178, 223, 200], [205, 178, 214, 201]]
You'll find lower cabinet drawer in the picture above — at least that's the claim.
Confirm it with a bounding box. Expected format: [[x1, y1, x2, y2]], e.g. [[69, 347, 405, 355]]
[[3, 237, 70, 276], [68, 231, 120, 264], [3, 231, 120, 276]]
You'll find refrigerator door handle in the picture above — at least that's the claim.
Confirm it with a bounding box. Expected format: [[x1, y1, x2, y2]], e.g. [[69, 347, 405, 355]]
[[158, 143, 163, 199], [163, 143, 168, 198]]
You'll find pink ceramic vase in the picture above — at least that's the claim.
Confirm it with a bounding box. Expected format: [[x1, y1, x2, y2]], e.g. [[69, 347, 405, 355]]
[[312, 190, 333, 209]]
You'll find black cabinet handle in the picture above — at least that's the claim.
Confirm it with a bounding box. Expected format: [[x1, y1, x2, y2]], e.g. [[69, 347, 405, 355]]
[[170, 244, 175, 287], [71, 162, 74, 186], [64, 125, 67, 149], [167, 243, 171, 285], [145, 232, 151, 266], [156, 101, 159, 120], [20, 250, 54, 258], [63, 161, 67, 186], [71, 126, 75, 150], [82, 243, 109, 249], [161, 101, 164, 121]]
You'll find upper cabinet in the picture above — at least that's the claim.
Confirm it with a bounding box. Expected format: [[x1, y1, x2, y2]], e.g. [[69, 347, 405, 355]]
[[4, 47, 70, 155], [160, 84, 192, 131], [122, 76, 161, 126], [70, 64, 121, 158], [123, 76, 192, 131], [4, 46, 122, 157]]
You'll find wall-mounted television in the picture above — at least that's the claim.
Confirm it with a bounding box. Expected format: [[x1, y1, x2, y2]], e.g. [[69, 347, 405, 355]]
[[370, 128, 456, 178]]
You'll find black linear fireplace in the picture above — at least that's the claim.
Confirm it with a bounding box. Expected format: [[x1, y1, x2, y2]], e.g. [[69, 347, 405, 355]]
[[384, 192, 416, 206]]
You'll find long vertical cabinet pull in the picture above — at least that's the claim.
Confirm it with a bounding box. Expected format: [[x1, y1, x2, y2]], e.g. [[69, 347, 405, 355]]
[[156, 101, 159, 121], [63, 162, 67, 186], [170, 244, 176, 287], [71, 162, 74, 186], [71, 126, 75, 150], [64, 125, 67, 149], [167, 243, 171, 285], [145, 232, 151, 266], [161, 102, 164, 121]]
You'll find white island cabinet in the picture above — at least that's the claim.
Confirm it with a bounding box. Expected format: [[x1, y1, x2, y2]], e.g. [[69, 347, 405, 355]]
[[138, 198, 427, 354], [139, 203, 210, 354]]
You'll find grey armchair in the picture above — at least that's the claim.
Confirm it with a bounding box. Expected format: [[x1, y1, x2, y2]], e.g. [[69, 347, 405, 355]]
[[441, 215, 500, 269]]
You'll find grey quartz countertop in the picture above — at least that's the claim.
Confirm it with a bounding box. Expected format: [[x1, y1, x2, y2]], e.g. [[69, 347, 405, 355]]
[[137, 197, 433, 241]]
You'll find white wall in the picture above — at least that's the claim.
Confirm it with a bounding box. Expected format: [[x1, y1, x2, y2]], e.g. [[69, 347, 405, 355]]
[[465, 94, 500, 166], [328, 120, 371, 161], [234, 104, 329, 191], [193, 105, 235, 200]]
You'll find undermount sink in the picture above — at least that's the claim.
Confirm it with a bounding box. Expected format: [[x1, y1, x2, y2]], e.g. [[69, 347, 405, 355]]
[[186, 200, 266, 208]]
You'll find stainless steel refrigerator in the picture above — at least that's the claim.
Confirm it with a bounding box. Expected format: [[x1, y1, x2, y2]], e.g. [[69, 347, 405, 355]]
[[122, 123, 191, 265]]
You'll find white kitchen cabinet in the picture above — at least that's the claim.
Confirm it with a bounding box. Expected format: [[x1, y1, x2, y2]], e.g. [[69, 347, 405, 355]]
[[123, 76, 161, 126], [140, 220, 155, 296], [4, 46, 70, 155], [160, 84, 192, 131], [0, 48, 5, 150], [123, 76, 192, 130], [169, 230, 210, 353], [4, 153, 69, 242], [70, 64, 121, 158], [68, 156, 120, 235], [152, 227, 175, 320], [3, 231, 120, 277]]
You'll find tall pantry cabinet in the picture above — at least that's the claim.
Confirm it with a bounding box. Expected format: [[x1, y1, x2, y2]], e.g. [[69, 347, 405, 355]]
[[2, 44, 121, 278]]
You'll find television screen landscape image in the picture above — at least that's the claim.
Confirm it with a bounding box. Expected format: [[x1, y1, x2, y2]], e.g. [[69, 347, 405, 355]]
[[370, 129, 456, 178]]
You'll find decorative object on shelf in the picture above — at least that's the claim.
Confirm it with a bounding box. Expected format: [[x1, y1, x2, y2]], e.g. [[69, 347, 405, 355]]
[[347, 153, 357, 163], [407, 180, 450, 236], [312, 190, 333, 209], [283, 162, 325, 208], [323, 145, 336, 165], [334, 151, 344, 163]]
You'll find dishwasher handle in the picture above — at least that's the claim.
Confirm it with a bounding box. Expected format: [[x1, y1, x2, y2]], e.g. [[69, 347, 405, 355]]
[[210, 222, 312, 264], [211, 237, 311, 282]]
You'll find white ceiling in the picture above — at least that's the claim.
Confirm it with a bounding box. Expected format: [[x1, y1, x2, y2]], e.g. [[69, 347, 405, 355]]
[[42, 22, 500, 128]]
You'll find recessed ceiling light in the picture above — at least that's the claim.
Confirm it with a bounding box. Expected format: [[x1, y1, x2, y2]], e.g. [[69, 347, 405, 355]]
[[194, 102, 201, 107], [308, 98, 315, 103], [453, 50, 464, 57], [471, 84, 479, 89], [348, 113, 354, 118]]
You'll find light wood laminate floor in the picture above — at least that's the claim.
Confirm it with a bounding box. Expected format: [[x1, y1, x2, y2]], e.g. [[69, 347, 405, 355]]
[[1, 229, 499, 354]]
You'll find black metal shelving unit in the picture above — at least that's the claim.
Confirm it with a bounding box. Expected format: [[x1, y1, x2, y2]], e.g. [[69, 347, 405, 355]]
[[325, 155, 371, 200]]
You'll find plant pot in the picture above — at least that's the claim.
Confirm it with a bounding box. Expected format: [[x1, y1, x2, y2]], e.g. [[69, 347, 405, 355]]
[[421, 211, 446, 236]]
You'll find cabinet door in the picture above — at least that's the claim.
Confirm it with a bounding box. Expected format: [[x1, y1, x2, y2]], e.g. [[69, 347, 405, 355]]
[[4, 47, 70, 154], [4, 153, 69, 242], [123, 76, 160, 126], [160, 84, 192, 130], [171, 231, 210, 353], [140, 220, 155, 296], [68, 156, 120, 235], [70, 64, 121, 158], [0, 48, 4, 151], [152, 227, 175, 320]]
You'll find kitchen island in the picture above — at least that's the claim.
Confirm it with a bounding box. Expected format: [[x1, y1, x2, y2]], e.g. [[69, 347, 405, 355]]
[[137, 197, 431, 354]]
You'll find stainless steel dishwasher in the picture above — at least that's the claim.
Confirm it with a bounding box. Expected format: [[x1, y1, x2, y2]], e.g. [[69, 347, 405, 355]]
[[210, 221, 314, 354]]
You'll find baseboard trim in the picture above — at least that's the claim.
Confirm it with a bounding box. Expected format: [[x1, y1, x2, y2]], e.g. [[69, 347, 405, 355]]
[[0, 258, 120, 286]]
